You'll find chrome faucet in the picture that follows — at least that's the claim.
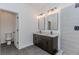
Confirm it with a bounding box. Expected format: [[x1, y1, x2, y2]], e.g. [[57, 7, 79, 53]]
[[39, 30, 42, 33], [50, 31, 53, 35]]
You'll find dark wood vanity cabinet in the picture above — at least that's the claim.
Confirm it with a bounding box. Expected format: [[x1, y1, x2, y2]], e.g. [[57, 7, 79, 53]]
[[33, 34, 58, 55]]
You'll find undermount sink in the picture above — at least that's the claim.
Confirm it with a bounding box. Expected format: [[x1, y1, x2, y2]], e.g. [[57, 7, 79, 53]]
[[34, 31, 58, 37]]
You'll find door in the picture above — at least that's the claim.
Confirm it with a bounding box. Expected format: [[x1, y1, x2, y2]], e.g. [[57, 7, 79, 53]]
[[43, 38, 48, 51], [33, 34, 38, 45]]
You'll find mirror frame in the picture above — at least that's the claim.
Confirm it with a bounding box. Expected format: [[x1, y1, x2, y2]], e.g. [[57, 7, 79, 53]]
[[38, 13, 59, 31]]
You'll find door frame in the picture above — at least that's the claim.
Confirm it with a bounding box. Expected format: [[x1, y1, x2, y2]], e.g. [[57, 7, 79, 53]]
[[0, 8, 19, 49]]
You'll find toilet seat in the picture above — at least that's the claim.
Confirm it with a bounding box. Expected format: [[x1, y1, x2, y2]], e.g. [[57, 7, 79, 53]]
[[5, 33, 12, 45]]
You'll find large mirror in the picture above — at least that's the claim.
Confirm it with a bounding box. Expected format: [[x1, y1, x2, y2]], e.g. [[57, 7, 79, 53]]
[[38, 17, 45, 30], [38, 13, 58, 30], [46, 13, 58, 30]]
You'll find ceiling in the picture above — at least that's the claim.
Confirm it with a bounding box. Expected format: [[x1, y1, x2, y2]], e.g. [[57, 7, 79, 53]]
[[27, 3, 74, 15]]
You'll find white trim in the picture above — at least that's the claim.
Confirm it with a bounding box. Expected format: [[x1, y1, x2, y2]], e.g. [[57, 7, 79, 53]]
[[56, 49, 64, 55], [58, 11, 61, 50], [0, 8, 19, 49], [18, 43, 33, 50], [0, 8, 18, 15]]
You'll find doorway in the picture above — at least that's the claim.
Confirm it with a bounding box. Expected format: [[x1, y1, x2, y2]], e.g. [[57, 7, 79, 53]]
[[0, 9, 19, 49]]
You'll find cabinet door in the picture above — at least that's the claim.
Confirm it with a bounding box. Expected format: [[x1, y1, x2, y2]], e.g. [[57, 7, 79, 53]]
[[47, 38, 53, 53], [38, 35, 48, 50], [38, 35, 43, 48], [47, 37, 58, 54], [42, 37, 48, 51], [48, 37, 58, 54], [33, 34, 38, 45], [52, 36, 58, 51]]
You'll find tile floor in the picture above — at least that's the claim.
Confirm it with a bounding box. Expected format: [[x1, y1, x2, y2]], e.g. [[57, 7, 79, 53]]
[[0, 43, 50, 55]]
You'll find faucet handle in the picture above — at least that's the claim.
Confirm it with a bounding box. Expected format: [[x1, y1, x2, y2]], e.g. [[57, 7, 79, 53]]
[[50, 31, 53, 35], [39, 30, 42, 33]]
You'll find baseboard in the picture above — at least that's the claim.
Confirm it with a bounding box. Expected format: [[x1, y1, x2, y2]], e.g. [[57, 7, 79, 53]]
[[56, 49, 64, 55], [1, 41, 6, 44], [18, 43, 33, 50]]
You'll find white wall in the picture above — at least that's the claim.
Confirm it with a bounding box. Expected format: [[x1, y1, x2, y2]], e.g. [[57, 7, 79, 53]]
[[15, 3, 74, 49], [0, 12, 1, 44], [0, 4, 38, 49], [0, 3, 74, 49], [61, 4, 79, 54], [28, 3, 73, 15], [16, 4, 38, 49]]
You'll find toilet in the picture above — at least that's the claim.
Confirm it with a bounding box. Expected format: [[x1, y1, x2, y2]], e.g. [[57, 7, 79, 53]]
[[5, 33, 12, 45]]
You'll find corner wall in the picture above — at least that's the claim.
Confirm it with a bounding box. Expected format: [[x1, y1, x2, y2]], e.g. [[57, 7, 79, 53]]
[[17, 4, 38, 49], [0, 4, 38, 49], [61, 4, 79, 54]]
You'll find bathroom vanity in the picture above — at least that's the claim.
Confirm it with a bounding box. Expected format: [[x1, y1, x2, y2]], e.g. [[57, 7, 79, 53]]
[[33, 32, 58, 55], [35, 8, 60, 54]]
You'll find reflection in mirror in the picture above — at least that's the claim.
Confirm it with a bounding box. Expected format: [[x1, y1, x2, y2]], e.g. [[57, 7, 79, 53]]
[[46, 13, 58, 30], [38, 13, 58, 31], [38, 17, 45, 30], [37, 7, 61, 31], [48, 21, 51, 30]]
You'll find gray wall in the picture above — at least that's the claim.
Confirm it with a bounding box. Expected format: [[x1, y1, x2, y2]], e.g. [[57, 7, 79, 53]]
[[61, 4, 79, 54]]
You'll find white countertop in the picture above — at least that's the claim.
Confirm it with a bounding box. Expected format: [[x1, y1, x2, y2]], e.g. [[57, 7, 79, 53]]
[[34, 32, 58, 37]]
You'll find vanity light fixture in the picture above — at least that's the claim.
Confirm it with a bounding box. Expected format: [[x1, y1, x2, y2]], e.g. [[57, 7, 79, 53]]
[[37, 7, 61, 19], [37, 13, 46, 19], [37, 13, 46, 30], [47, 7, 61, 16]]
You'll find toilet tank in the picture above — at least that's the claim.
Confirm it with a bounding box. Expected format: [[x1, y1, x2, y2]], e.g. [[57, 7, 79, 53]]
[[5, 33, 12, 40]]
